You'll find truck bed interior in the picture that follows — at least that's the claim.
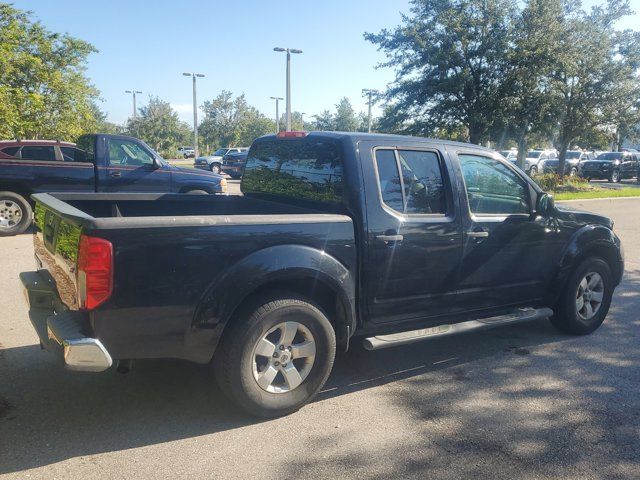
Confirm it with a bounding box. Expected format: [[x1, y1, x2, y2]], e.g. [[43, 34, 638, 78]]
[[52, 193, 323, 219]]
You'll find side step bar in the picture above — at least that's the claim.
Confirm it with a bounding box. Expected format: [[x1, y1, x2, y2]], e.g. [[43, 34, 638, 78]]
[[363, 307, 553, 351]]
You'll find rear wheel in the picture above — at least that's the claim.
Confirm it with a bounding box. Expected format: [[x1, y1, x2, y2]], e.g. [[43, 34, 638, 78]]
[[210, 163, 221, 174], [214, 293, 336, 417], [185, 189, 208, 195], [529, 165, 538, 176], [551, 257, 613, 335], [0, 192, 32, 236], [569, 167, 578, 177]]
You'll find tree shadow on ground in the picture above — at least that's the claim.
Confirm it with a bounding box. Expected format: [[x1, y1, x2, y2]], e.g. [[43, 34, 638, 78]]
[[0, 271, 638, 477]]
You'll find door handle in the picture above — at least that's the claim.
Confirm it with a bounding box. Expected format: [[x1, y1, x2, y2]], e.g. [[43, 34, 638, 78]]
[[376, 234, 404, 243], [467, 231, 489, 238], [109, 171, 121, 177]]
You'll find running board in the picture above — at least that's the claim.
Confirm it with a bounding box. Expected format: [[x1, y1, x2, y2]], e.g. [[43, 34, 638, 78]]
[[363, 307, 553, 351]]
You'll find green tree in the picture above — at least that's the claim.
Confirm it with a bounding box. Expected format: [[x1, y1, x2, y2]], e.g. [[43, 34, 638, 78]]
[[125, 96, 191, 157], [551, 0, 640, 177], [502, 0, 564, 169], [366, 0, 516, 144], [277, 111, 305, 132], [200, 91, 274, 149], [0, 4, 100, 140], [333, 97, 359, 131], [311, 110, 335, 131]]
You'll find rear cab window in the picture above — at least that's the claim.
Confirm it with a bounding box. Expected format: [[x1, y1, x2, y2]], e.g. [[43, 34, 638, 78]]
[[243, 137, 344, 205]]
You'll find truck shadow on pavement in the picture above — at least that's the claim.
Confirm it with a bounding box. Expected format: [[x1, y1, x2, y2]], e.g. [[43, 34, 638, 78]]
[[1, 270, 638, 476]]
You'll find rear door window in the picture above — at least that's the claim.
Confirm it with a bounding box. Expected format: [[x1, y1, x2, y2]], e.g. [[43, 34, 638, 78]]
[[20, 146, 56, 161], [60, 146, 89, 163], [374, 148, 448, 215]]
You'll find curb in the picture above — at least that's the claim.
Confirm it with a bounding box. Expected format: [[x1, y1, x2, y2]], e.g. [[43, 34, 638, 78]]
[[557, 196, 640, 203]]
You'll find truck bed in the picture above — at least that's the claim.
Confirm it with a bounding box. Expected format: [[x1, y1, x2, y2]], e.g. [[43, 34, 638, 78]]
[[29, 192, 356, 363]]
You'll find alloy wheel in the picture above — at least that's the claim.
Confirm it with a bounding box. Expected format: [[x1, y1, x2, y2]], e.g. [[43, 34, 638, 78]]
[[251, 321, 316, 393], [575, 272, 604, 321], [0, 200, 22, 230]]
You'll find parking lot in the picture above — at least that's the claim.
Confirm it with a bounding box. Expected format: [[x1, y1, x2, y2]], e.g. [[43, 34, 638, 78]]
[[0, 197, 639, 479]]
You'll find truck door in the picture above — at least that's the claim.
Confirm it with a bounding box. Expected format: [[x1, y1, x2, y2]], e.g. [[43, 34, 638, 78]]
[[100, 137, 171, 192], [18, 145, 95, 192], [362, 143, 463, 325], [452, 150, 563, 311]]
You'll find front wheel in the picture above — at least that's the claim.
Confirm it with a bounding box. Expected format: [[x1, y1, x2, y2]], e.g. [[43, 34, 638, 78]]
[[569, 167, 578, 177], [210, 163, 221, 174], [0, 192, 32, 236], [609, 170, 620, 183], [214, 293, 336, 417], [551, 257, 614, 335]]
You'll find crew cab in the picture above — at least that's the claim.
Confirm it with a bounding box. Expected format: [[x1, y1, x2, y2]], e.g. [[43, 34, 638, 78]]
[[579, 151, 639, 183], [20, 131, 624, 417], [0, 134, 226, 235]]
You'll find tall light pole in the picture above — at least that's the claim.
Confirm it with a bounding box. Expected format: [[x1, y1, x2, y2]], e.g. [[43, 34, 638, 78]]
[[270, 96, 283, 133], [362, 89, 378, 133], [300, 112, 306, 129], [273, 47, 302, 131], [125, 90, 142, 120], [183, 72, 205, 158]]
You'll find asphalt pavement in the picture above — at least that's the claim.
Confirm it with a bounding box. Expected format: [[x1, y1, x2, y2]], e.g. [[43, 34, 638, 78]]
[[0, 198, 639, 479]]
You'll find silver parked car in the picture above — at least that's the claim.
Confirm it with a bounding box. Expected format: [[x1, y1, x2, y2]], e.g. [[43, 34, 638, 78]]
[[194, 147, 248, 174]]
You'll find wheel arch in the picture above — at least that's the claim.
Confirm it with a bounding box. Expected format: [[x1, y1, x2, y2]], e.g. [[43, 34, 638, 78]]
[[551, 225, 624, 303], [191, 244, 356, 358]]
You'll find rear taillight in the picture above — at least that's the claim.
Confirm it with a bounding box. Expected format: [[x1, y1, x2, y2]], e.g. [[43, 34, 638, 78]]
[[277, 131, 307, 138], [77, 234, 113, 310]]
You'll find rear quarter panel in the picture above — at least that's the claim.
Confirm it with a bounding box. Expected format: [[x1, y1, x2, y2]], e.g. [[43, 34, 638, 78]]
[[88, 216, 355, 362]]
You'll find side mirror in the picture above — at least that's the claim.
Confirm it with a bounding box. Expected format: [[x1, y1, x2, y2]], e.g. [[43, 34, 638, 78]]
[[536, 192, 555, 216], [152, 156, 161, 169]]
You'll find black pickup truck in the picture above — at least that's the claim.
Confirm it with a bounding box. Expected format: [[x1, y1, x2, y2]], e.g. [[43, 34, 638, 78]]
[[21, 131, 624, 417], [0, 134, 226, 236]]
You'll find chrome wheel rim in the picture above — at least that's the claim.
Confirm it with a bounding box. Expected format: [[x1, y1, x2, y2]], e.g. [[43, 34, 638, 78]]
[[252, 321, 316, 394], [576, 272, 604, 321], [0, 200, 22, 230]]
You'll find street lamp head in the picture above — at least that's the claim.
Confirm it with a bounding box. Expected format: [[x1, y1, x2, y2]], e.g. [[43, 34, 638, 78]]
[[273, 47, 286, 52], [182, 72, 191, 76], [270, 96, 284, 100], [195, 73, 205, 78], [135, 91, 142, 94], [290, 49, 303, 54], [125, 90, 132, 93]]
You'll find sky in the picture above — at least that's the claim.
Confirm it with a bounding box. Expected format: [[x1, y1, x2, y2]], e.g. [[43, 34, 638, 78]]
[[11, 0, 640, 127]]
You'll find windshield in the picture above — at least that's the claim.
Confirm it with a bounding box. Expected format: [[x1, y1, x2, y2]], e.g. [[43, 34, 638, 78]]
[[527, 151, 542, 158], [596, 152, 623, 161], [213, 148, 228, 156], [566, 151, 581, 159]]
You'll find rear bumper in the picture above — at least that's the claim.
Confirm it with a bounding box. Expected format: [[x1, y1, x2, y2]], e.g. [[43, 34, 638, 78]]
[[221, 165, 242, 176], [20, 270, 112, 372]]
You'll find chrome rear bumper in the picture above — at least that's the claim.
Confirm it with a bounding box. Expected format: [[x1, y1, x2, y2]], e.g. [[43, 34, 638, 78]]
[[20, 270, 113, 372]]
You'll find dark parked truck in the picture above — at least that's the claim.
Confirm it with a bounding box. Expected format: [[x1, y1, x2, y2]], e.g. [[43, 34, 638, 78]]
[[21, 131, 624, 417], [0, 134, 227, 236]]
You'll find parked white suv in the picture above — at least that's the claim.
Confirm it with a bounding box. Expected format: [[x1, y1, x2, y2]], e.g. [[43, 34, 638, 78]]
[[177, 146, 195, 159], [523, 149, 557, 175], [194, 147, 248, 173]]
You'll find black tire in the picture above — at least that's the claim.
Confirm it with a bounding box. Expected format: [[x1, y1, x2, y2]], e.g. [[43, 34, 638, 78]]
[[210, 163, 221, 174], [550, 257, 614, 335], [0, 191, 32, 236], [214, 293, 336, 418], [569, 167, 578, 177], [185, 189, 208, 195], [608, 170, 620, 183], [529, 165, 538, 176]]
